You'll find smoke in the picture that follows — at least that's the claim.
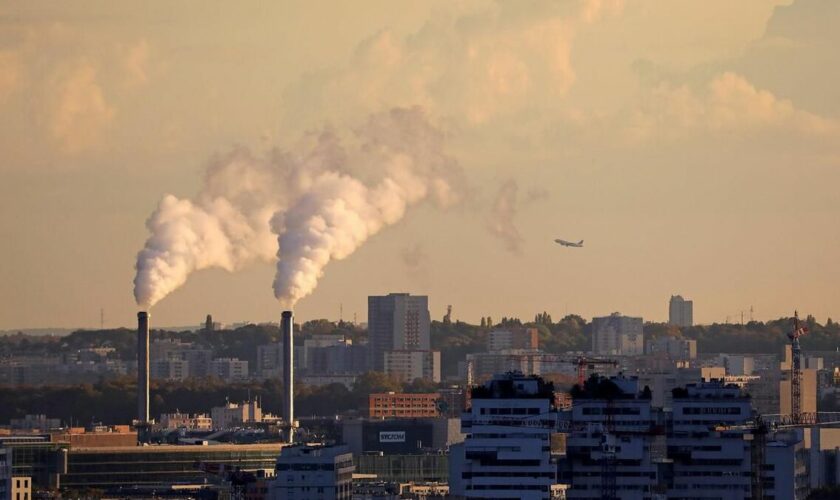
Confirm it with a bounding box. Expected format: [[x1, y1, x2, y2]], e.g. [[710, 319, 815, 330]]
[[487, 179, 550, 254], [134, 107, 462, 309]]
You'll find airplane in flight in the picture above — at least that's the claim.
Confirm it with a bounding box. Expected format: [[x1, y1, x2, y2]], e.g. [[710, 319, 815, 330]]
[[555, 238, 584, 248]]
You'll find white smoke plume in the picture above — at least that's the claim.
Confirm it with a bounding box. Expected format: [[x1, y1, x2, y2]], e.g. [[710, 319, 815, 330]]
[[134, 107, 462, 309]]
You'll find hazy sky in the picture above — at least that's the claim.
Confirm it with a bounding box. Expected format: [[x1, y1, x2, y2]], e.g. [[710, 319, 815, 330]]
[[2, 0, 839, 329]]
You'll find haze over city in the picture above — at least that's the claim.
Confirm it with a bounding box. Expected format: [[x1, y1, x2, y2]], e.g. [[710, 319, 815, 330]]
[[2, 1, 839, 330]]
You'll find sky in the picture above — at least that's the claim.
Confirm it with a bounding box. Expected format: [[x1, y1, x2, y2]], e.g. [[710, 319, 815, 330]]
[[1, 0, 839, 330]]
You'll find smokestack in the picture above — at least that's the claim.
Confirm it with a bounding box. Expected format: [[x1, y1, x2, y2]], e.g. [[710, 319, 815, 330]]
[[281, 310, 294, 443], [137, 311, 150, 424]]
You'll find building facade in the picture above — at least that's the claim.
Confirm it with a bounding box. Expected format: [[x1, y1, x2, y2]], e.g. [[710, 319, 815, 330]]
[[563, 376, 659, 499], [369, 392, 440, 418], [269, 444, 354, 500], [668, 295, 693, 327], [450, 372, 559, 500], [383, 350, 440, 383], [592, 313, 644, 356], [486, 328, 539, 352], [368, 293, 430, 371], [209, 358, 249, 382]]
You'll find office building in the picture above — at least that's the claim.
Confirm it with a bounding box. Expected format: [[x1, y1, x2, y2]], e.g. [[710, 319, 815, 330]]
[[668, 295, 693, 327], [342, 417, 463, 455], [564, 376, 659, 499], [667, 381, 756, 498], [269, 444, 354, 500], [592, 313, 644, 356], [369, 392, 440, 418], [209, 357, 249, 381], [645, 337, 696, 360], [150, 358, 189, 381], [449, 372, 559, 500], [384, 350, 440, 383], [257, 342, 304, 379], [486, 327, 539, 352], [368, 293, 430, 371]]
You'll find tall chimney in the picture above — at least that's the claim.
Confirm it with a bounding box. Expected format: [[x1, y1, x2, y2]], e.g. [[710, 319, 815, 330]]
[[137, 311, 150, 424], [281, 310, 294, 443]]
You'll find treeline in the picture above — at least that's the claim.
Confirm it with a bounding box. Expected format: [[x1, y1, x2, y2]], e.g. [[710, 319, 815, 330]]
[[0, 372, 439, 425], [0, 320, 365, 367], [644, 315, 840, 354]]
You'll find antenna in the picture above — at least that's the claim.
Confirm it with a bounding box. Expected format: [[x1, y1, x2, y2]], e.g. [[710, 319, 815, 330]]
[[750, 305, 754, 322], [340, 303, 343, 323]]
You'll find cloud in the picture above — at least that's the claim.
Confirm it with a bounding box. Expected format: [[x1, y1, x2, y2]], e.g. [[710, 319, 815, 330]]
[[122, 39, 150, 87], [626, 72, 840, 144], [0, 50, 22, 103], [48, 62, 115, 153], [285, 1, 622, 127], [487, 179, 524, 254]]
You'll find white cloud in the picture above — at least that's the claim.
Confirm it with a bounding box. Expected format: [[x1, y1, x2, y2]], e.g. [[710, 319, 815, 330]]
[[626, 72, 839, 144], [48, 62, 116, 153], [286, 1, 622, 127]]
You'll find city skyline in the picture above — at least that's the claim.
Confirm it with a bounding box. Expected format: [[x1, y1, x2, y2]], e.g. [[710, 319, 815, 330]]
[[2, 1, 840, 330]]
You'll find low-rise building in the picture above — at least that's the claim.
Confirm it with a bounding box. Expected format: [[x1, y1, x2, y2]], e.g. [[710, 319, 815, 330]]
[[210, 400, 263, 429], [269, 444, 354, 500], [369, 393, 440, 418]]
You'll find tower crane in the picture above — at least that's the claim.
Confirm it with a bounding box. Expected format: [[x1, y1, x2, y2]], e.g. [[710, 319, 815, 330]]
[[788, 311, 808, 424]]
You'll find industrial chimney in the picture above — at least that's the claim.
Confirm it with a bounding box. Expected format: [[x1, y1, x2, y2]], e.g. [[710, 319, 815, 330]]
[[281, 310, 294, 443], [137, 311, 150, 424]]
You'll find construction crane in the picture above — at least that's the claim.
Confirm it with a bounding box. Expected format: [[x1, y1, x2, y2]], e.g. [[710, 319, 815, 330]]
[[463, 354, 618, 387], [574, 357, 619, 386], [788, 311, 808, 424]]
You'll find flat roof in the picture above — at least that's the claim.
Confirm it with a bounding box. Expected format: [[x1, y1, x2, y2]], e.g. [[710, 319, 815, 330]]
[[70, 443, 285, 453]]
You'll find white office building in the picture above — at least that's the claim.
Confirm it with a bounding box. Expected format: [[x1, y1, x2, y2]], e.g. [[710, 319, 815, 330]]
[[269, 444, 354, 500], [564, 376, 659, 499], [450, 372, 559, 499], [668, 382, 757, 498]]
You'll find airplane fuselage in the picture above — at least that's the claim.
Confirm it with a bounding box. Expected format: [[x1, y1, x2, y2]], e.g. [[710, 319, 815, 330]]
[[555, 239, 584, 248]]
